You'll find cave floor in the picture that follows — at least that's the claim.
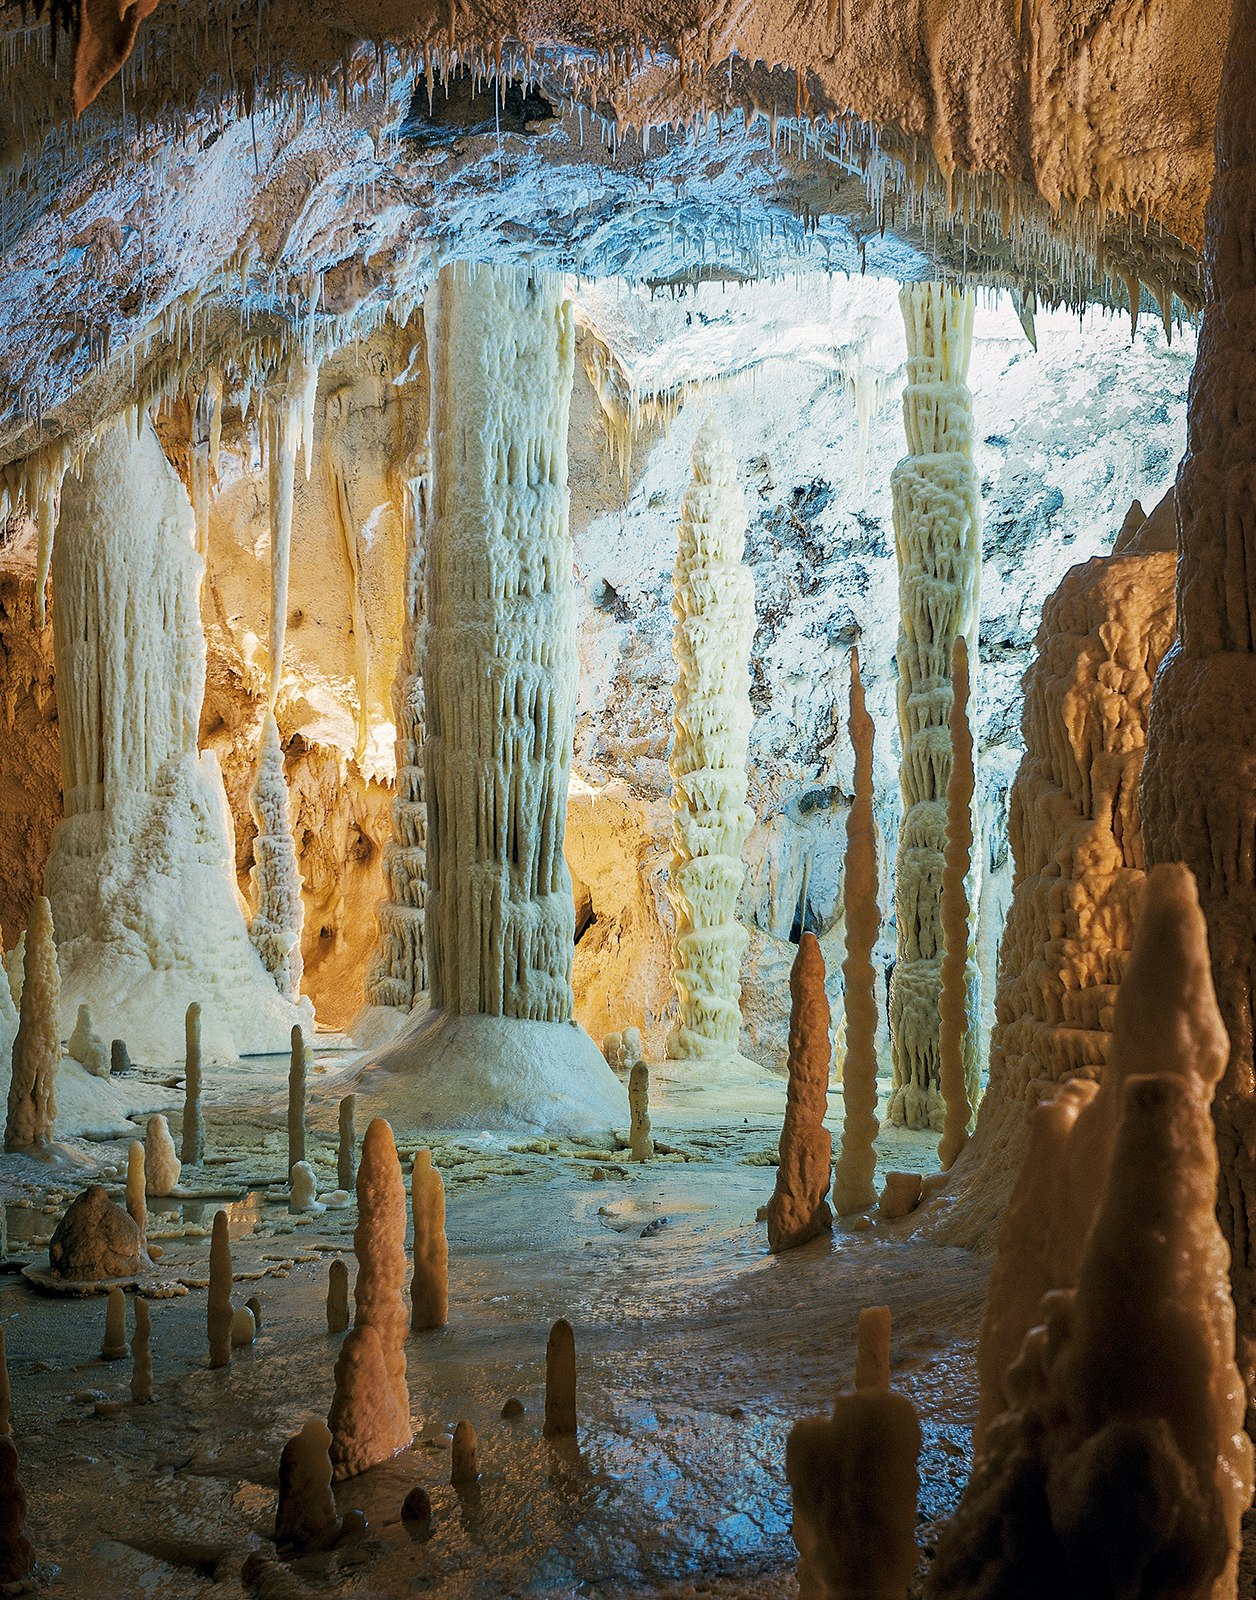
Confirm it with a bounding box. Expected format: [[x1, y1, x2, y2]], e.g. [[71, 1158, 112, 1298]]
[[0, 1045, 988, 1599]]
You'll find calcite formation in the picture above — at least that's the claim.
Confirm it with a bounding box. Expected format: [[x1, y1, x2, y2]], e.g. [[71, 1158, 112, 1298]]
[[144, 1115, 181, 1197], [832, 649, 882, 1218], [544, 1318, 578, 1439], [276, 1419, 341, 1554], [5, 894, 58, 1152], [248, 712, 306, 1006], [347, 1119, 410, 1461], [43, 415, 309, 1060], [102, 1286, 127, 1360], [936, 521, 1176, 1249], [337, 1096, 356, 1193], [765, 933, 833, 1253], [328, 1325, 400, 1483], [48, 1186, 143, 1280], [627, 1062, 654, 1163], [888, 283, 982, 1132], [665, 418, 755, 1062], [938, 639, 976, 1171], [67, 1004, 108, 1078], [1140, 0, 1256, 1395], [327, 1258, 350, 1335], [288, 1026, 308, 1175], [207, 1210, 233, 1369], [0, 1438, 33, 1585], [410, 1149, 448, 1332], [181, 1002, 204, 1166]]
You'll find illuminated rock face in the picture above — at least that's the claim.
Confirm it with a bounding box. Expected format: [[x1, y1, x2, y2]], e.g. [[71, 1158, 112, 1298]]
[[888, 283, 982, 1132], [666, 418, 755, 1061], [1141, 0, 1256, 1395], [44, 415, 311, 1060]]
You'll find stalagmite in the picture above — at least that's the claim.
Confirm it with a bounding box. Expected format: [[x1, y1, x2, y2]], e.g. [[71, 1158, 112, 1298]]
[[855, 1306, 892, 1394], [327, 1259, 349, 1334], [345, 1119, 409, 1462], [765, 933, 833, 1252], [287, 1026, 307, 1174], [327, 1325, 400, 1483], [126, 1141, 148, 1255], [48, 1186, 143, 1279], [130, 1297, 152, 1404], [832, 651, 881, 1217], [1139, 0, 1256, 1392], [45, 415, 310, 1060], [248, 713, 305, 1005], [289, 1162, 323, 1214], [276, 1419, 340, 1554], [365, 462, 429, 1012], [231, 1307, 257, 1347], [181, 1003, 204, 1166], [451, 1420, 478, 1486], [111, 1041, 131, 1075], [0, 1439, 33, 1584], [67, 1004, 108, 1078], [5, 895, 58, 1152], [207, 1210, 233, 1369], [666, 418, 755, 1062], [357, 263, 624, 1134], [337, 1096, 356, 1192], [543, 1318, 578, 1439], [144, 1115, 180, 1197], [410, 1149, 448, 1332], [888, 282, 982, 1132], [628, 1062, 654, 1162], [102, 1287, 127, 1359], [938, 638, 976, 1170], [786, 1314, 921, 1600]]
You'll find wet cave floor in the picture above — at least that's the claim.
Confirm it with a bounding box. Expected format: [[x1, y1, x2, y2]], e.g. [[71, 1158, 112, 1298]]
[[0, 1047, 988, 1600]]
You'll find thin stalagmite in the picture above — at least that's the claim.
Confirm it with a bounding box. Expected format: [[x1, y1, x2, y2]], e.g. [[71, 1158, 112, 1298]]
[[181, 1002, 204, 1165], [833, 649, 881, 1217], [343, 1119, 409, 1464], [410, 1149, 448, 1332], [543, 1318, 577, 1439], [855, 1306, 892, 1394], [889, 282, 982, 1132], [327, 1259, 349, 1335], [938, 638, 976, 1171], [287, 1025, 307, 1175], [126, 1140, 148, 1257], [276, 1419, 340, 1554], [248, 711, 305, 1004], [765, 932, 833, 1252], [5, 896, 58, 1152], [337, 1095, 356, 1193], [102, 1287, 127, 1360], [207, 1209, 233, 1369]]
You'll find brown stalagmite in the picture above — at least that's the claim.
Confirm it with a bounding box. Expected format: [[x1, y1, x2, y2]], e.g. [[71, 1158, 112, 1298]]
[[628, 1062, 654, 1162], [833, 649, 881, 1217], [337, 1095, 356, 1192], [126, 1140, 148, 1257], [351, 1119, 410, 1456], [0, 1438, 33, 1584], [130, 1298, 152, 1404], [765, 933, 833, 1253], [207, 1209, 233, 1369], [543, 1318, 577, 1439], [1140, 0, 1256, 1393], [786, 1320, 921, 1600], [451, 1420, 478, 1486], [5, 895, 58, 1152], [288, 1025, 307, 1175], [938, 637, 975, 1171], [410, 1149, 448, 1332], [327, 1259, 349, 1334], [102, 1287, 127, 1360], [855, 1306, 892, 1394], [327, 1325, 404, 1483], [181, 1001, 204, 1165], [275, 1419, 340, 1554]]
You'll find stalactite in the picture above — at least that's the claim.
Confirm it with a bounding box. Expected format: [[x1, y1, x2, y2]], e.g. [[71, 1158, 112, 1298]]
[[938, 638, 976, 1170], [264, 358, 318, 713], [888, 282, 982, 1132], [665, 417, 755, 1061], [190, 370, 222, 580], [423, 261, 579, 1021], [832, 649, 881, 1218], [323, 383, 374, 765], [365, 471, 429, 1012], [248, 711, 305, 1004], [1140, 0, 1256, 1398]]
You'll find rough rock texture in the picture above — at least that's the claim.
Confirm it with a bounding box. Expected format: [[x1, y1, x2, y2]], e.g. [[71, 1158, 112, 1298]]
[[5, 893, 58, 1151], [48, 1185, 143, 1280], [888, 283, 981, 1133], [765, 933, 833, 1253], [544, 1318, 578, 1439], [275, 1419, 341, 1554], [67, 1003, 108, 1078], [207, 1210, 233, 1369], [131, 1296, 153, 1404], [327, 1324, 403, 1483], [351, 1119, 410, 1458], [248, 711, 305, 1004], [627, 1061, 654, 1163], [143, 1114, 180, 1197], [181, 1002, 204, 1165], [934, 518, 1176, 1250], [938, 638, 976, 1170], [326, 1258, 350, 1335], [287, 1026, 308, 1175], [666, 417, 755, 1061], [1140, 0, 1256, 1399], [0, 1437, 33, 1584]]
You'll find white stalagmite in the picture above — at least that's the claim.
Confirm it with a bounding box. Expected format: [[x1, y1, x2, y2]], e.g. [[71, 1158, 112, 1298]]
[[938, 638, 976, 1170], [287, 1025, 307, 1174], [357, 263, 625, 1135], [888, 283, 982, 1131], [5, 896, 58, 1152], [666, 418, 755, 1062], [43, 414, 311, 1060], [247, 712, 305, 1004], [832, 651, 881, 1217], [143, 1114, 180, 1196], [365, 465, 429, 1013], [66, 1005, 108, 1078]]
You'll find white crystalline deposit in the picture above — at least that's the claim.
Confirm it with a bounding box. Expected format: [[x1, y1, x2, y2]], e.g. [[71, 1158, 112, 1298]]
[[44, 414, 310, 1060], [248, 711, 306, 1005], [67, 1005, 108, 1078], [888, 283, 982, 1132], [665, 418, 755, 1061]]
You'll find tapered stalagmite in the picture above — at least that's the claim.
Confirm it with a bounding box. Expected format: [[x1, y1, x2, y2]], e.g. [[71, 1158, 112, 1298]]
[[327, 1258, 349, 1333], [765, 933, 833, 1252], [938, 639, 976, 1170], [410, 1149, 448, 1332], [786, 1315, 921, 1600], [144, 1114, 180, 1196], [1140, 0, 1256, 1392], [5, 895, 58, 1152], [207, 1209, 233, 1369], [181, 1002, 204, 1165], [833, 651, 881, 1217], [347, 1119, 409, 1461], [131, 1297, 152, 1404], [102, 1287, 127, 1360], [451, 1420, 478, 1486], [544, 1318, 577, 1439], [67, 1004, 107, 1077], [0, 1439, 33, 1584], [248, 712, 305, 1004], [628, 1062, 654, 1162], [889, 282, 982, 1132], [666, 418, 755, 1061], [337, 1096, 355, 1192], [287, 1026, 307, 1174], [327, 1324, 399, 1483], [276, 1419, 340, 1554], [126, 1140, 147, 1255]]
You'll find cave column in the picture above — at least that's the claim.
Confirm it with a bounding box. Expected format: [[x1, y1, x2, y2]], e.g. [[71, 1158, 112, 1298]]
[[1140, 0, 1256, 1393], [888, 282, 982, 1131]]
